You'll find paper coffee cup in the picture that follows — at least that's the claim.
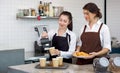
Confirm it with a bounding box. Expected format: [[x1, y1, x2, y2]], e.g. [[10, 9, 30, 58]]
[[52, 58, 59, 67], [39, 58, 46, 67], [49, 47, 55, 56], [57, 56, 63, 66]]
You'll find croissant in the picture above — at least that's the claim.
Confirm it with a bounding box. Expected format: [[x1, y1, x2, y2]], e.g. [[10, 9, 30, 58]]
[[76, 52, 89, 56]]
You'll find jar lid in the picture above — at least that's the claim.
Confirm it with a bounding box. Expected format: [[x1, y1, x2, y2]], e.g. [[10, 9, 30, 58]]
[[99, 57, 109, 67], [113, 57, 120, 67]]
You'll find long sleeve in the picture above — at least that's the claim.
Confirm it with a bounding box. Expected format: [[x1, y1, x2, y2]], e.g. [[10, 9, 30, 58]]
[[37, 29, 56, 46], [77, 25, 85, 47], [101, 25, 111, 51], [60, 32, 77, 58]]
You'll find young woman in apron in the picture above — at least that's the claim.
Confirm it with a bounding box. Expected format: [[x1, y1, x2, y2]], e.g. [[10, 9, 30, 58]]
[[40, 11, 76, 63], [75, 3, 111, 65]]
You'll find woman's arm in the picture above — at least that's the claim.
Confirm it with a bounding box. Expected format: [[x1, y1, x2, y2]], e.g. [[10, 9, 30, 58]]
[[94, 25, 111, 56], [92, 48, 109, 57], [87, 25, 111, 59], [75, 25, 84, 52], [60, 32, 77, 58], [76, 46, 81, 52], [75, 32, 82, 52], [37, 29, 55, 45]]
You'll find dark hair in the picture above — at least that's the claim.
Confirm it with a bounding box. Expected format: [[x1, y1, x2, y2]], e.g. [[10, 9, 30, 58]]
[[83, 2, 102, 19], [59, 11, 73, 31]]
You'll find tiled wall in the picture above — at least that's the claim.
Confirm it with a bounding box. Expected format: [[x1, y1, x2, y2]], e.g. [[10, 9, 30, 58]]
[[0, 0, 104, 52]]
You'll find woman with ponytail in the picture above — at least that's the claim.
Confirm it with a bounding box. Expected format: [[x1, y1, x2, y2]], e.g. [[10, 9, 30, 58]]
[[39, 11, 76, 63], [74, 3, 111, 65]]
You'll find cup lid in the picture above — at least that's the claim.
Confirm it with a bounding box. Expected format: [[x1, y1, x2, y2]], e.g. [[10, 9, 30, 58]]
[[39, 58, 46, 60], [113, 57, 120, 67], [99, 57, 109, 67]]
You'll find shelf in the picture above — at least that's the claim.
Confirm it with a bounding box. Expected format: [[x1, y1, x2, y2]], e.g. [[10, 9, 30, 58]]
[[16, 16, 59, 19]]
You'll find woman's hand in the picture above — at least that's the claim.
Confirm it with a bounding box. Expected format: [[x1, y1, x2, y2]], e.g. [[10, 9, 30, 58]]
[[73, 51, 78, 57], [49, 49, 60, 56], [84, 52, 97, 59], [41, 31, 48, 38], [54, 49, 60, 55]]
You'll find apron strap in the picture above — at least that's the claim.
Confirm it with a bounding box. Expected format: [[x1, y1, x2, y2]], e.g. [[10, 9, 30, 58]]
[[66, 33, 71, 45], [53, 33, 71, 45], [53, 33, 57, 37], [83, 25, 87, 33], [98, 23, 103, 33], [83, 23, 103, 33]]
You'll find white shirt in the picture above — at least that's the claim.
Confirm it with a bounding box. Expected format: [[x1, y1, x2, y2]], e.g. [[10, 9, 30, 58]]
[[77, 20, 111, 51], [38, 28, 77, 59]]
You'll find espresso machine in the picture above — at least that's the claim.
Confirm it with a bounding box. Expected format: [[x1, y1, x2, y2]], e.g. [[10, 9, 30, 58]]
[[93, 57, 110, 73], [34, 25, 51, 56]]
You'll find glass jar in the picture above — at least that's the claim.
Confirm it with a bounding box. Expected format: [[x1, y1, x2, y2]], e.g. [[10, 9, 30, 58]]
[[93, 57, 109, 72], [23, 9, 29, 16], [109, 57, 120, 73], [17, 9, 24, 17], [31, 9, 36, 16]]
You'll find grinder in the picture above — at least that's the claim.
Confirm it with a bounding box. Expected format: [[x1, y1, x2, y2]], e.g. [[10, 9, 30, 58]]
[[93, 57, 110, 73], [34, 26, 51, 56]]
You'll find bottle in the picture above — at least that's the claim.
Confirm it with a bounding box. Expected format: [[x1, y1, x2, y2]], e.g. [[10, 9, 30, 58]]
[[49, 2, 53, 17], [31, 9, 36, 16], [38, 1, 43, 16], [43, 2, 46, 16], [45, 3, 49, 17]]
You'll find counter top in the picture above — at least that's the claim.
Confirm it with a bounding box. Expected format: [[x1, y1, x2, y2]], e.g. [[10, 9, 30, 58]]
[[8, 54, 120, 73], [8, 63, 94, 73]]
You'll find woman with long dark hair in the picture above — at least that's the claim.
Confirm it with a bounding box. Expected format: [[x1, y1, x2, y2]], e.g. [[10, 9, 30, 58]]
[[39, 11, 76, 63], [74, 3, 111, 65]]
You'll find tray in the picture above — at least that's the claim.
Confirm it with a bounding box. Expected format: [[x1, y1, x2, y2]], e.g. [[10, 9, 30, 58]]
[[35, 63, 69, 69]]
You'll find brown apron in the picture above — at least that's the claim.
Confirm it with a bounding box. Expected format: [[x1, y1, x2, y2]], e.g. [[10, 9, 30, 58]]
[[76, 23, 103, 65]]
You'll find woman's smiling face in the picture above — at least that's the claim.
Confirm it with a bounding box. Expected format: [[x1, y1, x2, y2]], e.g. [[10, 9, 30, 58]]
[[58, 14, 70, 29], [83, 9, 96, 22]]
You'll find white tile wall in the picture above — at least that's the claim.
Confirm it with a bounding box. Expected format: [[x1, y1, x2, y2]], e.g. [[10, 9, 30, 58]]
[[107, 0, 120, 41], [0, 0, 104, 52]]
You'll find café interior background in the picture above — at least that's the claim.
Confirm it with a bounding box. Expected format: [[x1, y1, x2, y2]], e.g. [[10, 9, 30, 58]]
[[0, 0, 119, 52]]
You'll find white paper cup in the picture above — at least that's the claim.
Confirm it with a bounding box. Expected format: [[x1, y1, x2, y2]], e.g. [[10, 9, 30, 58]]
[[57, 56, 63, 66], [49, 47, 55, 56], [39, 58, 46, 67], [52, 58, 59, 67]]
